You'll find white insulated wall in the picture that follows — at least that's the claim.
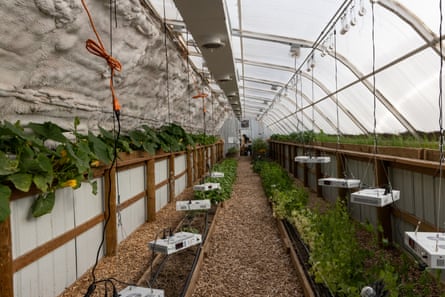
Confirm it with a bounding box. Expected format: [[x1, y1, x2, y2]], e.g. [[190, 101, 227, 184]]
[[116, 166, 146, 243], [11, 179, 104, 297]]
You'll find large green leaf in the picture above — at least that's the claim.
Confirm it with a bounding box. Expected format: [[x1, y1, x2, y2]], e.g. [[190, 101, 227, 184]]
[[0, 185, 11, 222], [37, 153, 53, 173], [33, 174, 53, 193], [31, 191, 56, 217], [27, 122, 68, 143], [7, 173, 32, 192], [0, 152, 19, 176], [88, 132, 112, 164], [65, 143, 90, 173]]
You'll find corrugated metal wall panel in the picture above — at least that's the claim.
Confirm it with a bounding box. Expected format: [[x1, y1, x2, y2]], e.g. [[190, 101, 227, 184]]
[[75, 224, 104, 278], [175, 175, 187, 195], [155, 159, 168, 184], [175, 155, 186, 175], [156, 186, 169, 211], [117, 199, 146, 243], [117, 166, 145, 202]]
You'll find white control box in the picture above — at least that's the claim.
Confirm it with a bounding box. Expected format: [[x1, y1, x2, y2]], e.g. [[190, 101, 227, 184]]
[[351, 188, 400, 207], [405, 232, 445, 269], [119, 285, 164, 297], [193, 182, 221, 191], [294, 156, 331, 164], [176, 199, 211, 211], [318, 178, 361, 188], [210, 171, 224, 178], [148, 232, 202, 255]]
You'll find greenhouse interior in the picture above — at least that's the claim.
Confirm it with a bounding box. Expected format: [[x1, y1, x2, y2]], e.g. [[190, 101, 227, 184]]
[[1, 0, 445, 296]]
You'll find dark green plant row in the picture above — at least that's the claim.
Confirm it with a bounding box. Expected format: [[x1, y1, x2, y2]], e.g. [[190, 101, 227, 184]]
[[0, 119, 220, 222], [194, 159, 238, 204], [270, 130, 439, 149], [253, 159, 443, 297]]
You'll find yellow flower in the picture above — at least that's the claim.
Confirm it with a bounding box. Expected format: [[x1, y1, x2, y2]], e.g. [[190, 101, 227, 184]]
[[61, 179, 78, 188], [90, 160, 100, 167], [60, 150, 67, 158]]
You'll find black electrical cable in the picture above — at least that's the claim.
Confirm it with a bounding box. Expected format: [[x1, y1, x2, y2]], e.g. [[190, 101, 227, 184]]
[[371, 1, 377, 156], [437, 0, 444, 232]]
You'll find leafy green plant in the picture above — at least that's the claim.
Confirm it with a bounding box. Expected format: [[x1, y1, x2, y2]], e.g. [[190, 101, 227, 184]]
[[0, 118, 220, 222], [194, 159, 237, 204]]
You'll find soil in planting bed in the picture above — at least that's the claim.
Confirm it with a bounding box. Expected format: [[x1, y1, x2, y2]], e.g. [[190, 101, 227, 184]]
[[140, 209, 216, 297]]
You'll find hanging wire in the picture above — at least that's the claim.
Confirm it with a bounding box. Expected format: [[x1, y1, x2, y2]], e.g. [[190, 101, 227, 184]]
[[334, 30, 340, 148], [311, 63, 315, 131], [437, 0, 444, 232], [163, 0, 171, 125], [371, 1, 377, 156], [300, 71, 304, 131], [186, 31, 191, 123]]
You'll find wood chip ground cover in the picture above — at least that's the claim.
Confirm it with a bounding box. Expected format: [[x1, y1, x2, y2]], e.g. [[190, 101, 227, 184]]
[[59, 156, 303, 296]]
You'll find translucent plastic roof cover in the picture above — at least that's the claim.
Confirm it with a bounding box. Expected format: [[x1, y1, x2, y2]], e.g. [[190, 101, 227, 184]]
[[147, 0, 445, 136]]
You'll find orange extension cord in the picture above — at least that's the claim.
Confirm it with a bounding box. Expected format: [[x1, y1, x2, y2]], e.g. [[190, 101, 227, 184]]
[[80, 0, 122, 114]]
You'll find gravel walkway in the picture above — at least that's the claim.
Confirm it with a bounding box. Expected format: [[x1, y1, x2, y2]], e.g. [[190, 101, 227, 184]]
[[192, 156, 303, 297]]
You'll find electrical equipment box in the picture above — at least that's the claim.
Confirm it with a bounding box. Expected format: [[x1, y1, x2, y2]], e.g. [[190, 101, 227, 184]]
[[193, 182, 221, 191], [119, 285, 165, 297], [210, 171, 224, 178], [294, 156, 331, 164], [350, 188, 400, 207], [176, 199, 211, 211], [148, 232, 202, 255], [318, 178, 361, 188], [405, 232, 445, 269]]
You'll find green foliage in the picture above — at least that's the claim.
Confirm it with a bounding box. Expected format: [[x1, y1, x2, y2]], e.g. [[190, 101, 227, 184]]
[[194, 159, 237, 204], [270, 131, 439, 149], [308, 201, 366, 296], [253, 160, 294, 197], [192, 133, 218, 146], [270, 188, 307, 219]]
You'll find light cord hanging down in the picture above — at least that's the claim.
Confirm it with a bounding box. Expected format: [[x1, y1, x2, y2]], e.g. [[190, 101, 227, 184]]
[[437, 0, 444, 232], [163, 0, 171, 125], [80, 0, 122, 117], [371, 1, 377, 156], [334, 30, 340, 147], [311, 63, 315, 131]]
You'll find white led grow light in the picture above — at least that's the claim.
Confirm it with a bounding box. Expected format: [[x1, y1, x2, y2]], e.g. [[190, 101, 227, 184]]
[[209, 171, 224, 178], [405, 232, 445, 269], [318, 178, 361, 188], [176, 199, 211, 211], [294, 156, 331, 164], [119, 285, 164, 297], [350, 188, 400, 207], [148, 232, 202, 255], [193, 182, 221, 191]]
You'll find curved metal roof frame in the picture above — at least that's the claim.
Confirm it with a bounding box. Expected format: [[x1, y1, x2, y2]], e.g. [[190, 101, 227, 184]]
[[148, 0, 444, 136]]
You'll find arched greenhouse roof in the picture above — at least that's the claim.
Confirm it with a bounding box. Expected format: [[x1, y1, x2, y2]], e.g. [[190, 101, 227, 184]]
[[149, 0, 445, 137]]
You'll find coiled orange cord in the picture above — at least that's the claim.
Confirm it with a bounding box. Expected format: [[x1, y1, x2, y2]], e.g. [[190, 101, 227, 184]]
[[80, 0, 122, 114]]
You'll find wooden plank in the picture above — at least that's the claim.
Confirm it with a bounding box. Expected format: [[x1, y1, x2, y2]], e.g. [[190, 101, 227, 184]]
[[117, 192, 146, 212], [146, 159, 156, 222], [12, 213, 104, 273], [391, 207, 443, 232], [0, 217, 13, 297], [276, 219, 315, 297], [186, 150, 193, 187], [104, 167, 117, 256]]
